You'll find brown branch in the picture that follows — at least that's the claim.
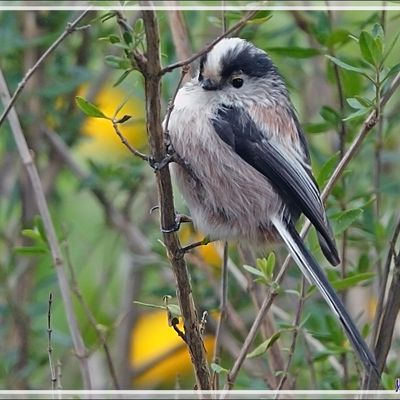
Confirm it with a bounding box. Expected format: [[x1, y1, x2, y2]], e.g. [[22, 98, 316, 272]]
[[47, 293, 57, 390], [160, 10, 257, 75], [0, 69, 92, 389], [63, 236, 120, 389], [128, 6, 212, 390], [212, 242, 229, 389], [0, 10, 91, 128], [365, 216, 400, 389], [223, 70, 400, 390]]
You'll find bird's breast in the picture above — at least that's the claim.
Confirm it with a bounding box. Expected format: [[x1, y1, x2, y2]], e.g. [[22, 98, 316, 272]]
[[167, 86, 282, 241]]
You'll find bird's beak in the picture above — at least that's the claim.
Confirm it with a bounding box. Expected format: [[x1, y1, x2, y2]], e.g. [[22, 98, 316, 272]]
[[201, 78, 219, 91]]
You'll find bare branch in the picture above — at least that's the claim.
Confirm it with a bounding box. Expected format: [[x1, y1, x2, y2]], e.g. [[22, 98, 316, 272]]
[[47, 293, 57, 390], [130, 6, 212, 390], [0, 10, 91, 128], [160, 10, 257, 75], [0, 69, 92, 389]]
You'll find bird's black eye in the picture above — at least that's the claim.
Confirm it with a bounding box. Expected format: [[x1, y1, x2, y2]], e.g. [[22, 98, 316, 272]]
[[231, 77, 243, 88]]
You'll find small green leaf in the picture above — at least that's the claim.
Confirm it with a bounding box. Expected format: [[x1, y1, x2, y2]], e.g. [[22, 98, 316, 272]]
[[75, 96, 109, 119], [359, 31, 382, 66], [166, 304, 182, 319], [211, 363, 229, 374], [267, 46, 320, 58], [317, 152, 340, 187], [123, 31, 133, 45], [326, 55, 367, 74], [342, 108, 370, 121], [104, 55, 131, 70], [108, 34, 120, 43], [330, 272, 374, 291], [303, 122, 331, 135], [14, 246, 47, 255], [346, 97, 367, 110], [134, 18, 143, 35], [320, 106, 340, 126], [382, 32, 400, 65], [243, 264, 264, 278], [325, 29, 351, 47], [113, 69, 133, 87], [265, 252, 276, 278], [247, 331, 282, 359], [21, 229, 42, 241], [331, 208, 363, 235], [382, 62, 400, 82]]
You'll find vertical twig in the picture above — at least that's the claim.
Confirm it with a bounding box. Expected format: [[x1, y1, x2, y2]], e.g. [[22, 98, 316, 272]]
[[63, 237, 120, 390], [0, 69, 92, 389], [47, 293, 57, 390], [120, 5, 213, 389], [276, 276, 307, 392], [212, 242, 229, 389], [326, 7, 349, 385]]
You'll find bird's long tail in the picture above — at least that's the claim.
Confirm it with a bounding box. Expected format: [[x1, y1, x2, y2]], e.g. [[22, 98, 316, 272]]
[[271, 216, 378, 378]]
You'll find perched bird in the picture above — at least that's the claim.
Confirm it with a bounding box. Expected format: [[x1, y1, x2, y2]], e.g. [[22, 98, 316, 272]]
[[167, 37, 377, 376]]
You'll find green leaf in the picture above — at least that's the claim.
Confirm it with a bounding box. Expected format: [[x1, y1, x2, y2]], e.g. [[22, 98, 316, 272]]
[[320, 106, 340, 126], [243, 264, 264, 278], [382, 62, 400, 82], [325, 29, 351, 48], [75, 96, 109, 119], [382, 32, 400, 65], [266, 47, 320, 58], [265, 252, 276, 278], [210, 363, 229, 374], [326, 55, 367, 74], [342, 108, 370, 121], [346, 97, 367, 110], [331, 208, 363, 235], [166, 304, 182, 319], [14, 246, 47, 255], [316, 152, 339, 188], [113, 69, 133, 87], [21, 229, 42, 241], [247, 331, 282, 359], [359, 31, 382, 66], [303, 122, 331, 135], [330, 272, 374, 292], [104, 55, 131, 70]]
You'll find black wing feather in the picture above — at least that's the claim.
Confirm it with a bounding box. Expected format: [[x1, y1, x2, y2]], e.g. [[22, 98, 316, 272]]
[[212, 105, 340, 265]]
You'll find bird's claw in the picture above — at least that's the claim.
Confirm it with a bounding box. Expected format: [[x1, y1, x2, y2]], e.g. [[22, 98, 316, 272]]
[[161, 213, 192, 233]]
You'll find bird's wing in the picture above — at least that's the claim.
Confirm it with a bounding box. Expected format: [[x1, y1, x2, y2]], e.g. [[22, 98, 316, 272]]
[[212, 104, 339, 265]]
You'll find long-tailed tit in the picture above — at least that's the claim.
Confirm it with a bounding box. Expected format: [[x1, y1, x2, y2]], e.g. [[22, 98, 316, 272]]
[[167, 37, 377, 376]]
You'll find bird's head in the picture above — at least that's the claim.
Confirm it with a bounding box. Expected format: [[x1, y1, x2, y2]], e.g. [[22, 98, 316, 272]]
[[197, 37, 286, 103]]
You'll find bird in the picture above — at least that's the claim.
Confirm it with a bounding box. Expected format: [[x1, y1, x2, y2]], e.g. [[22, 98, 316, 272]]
[[166, 37, 378, 377]]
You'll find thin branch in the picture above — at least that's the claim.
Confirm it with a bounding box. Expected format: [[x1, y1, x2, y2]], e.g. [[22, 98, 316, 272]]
[[47, 293, 57, 390], [130, 6, 212, 390], [0, 10, 91, 128], [160, 10, 257, 75], [223, 70, 400, 390], [0, 69, 92, 389], [366, 218, 400, 389], [212, 242, 229, 389], [276, 276, 306, 391], [370, 217, 400, 347], [112, 119, 151, 162], [63, 236, 120, 389]]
